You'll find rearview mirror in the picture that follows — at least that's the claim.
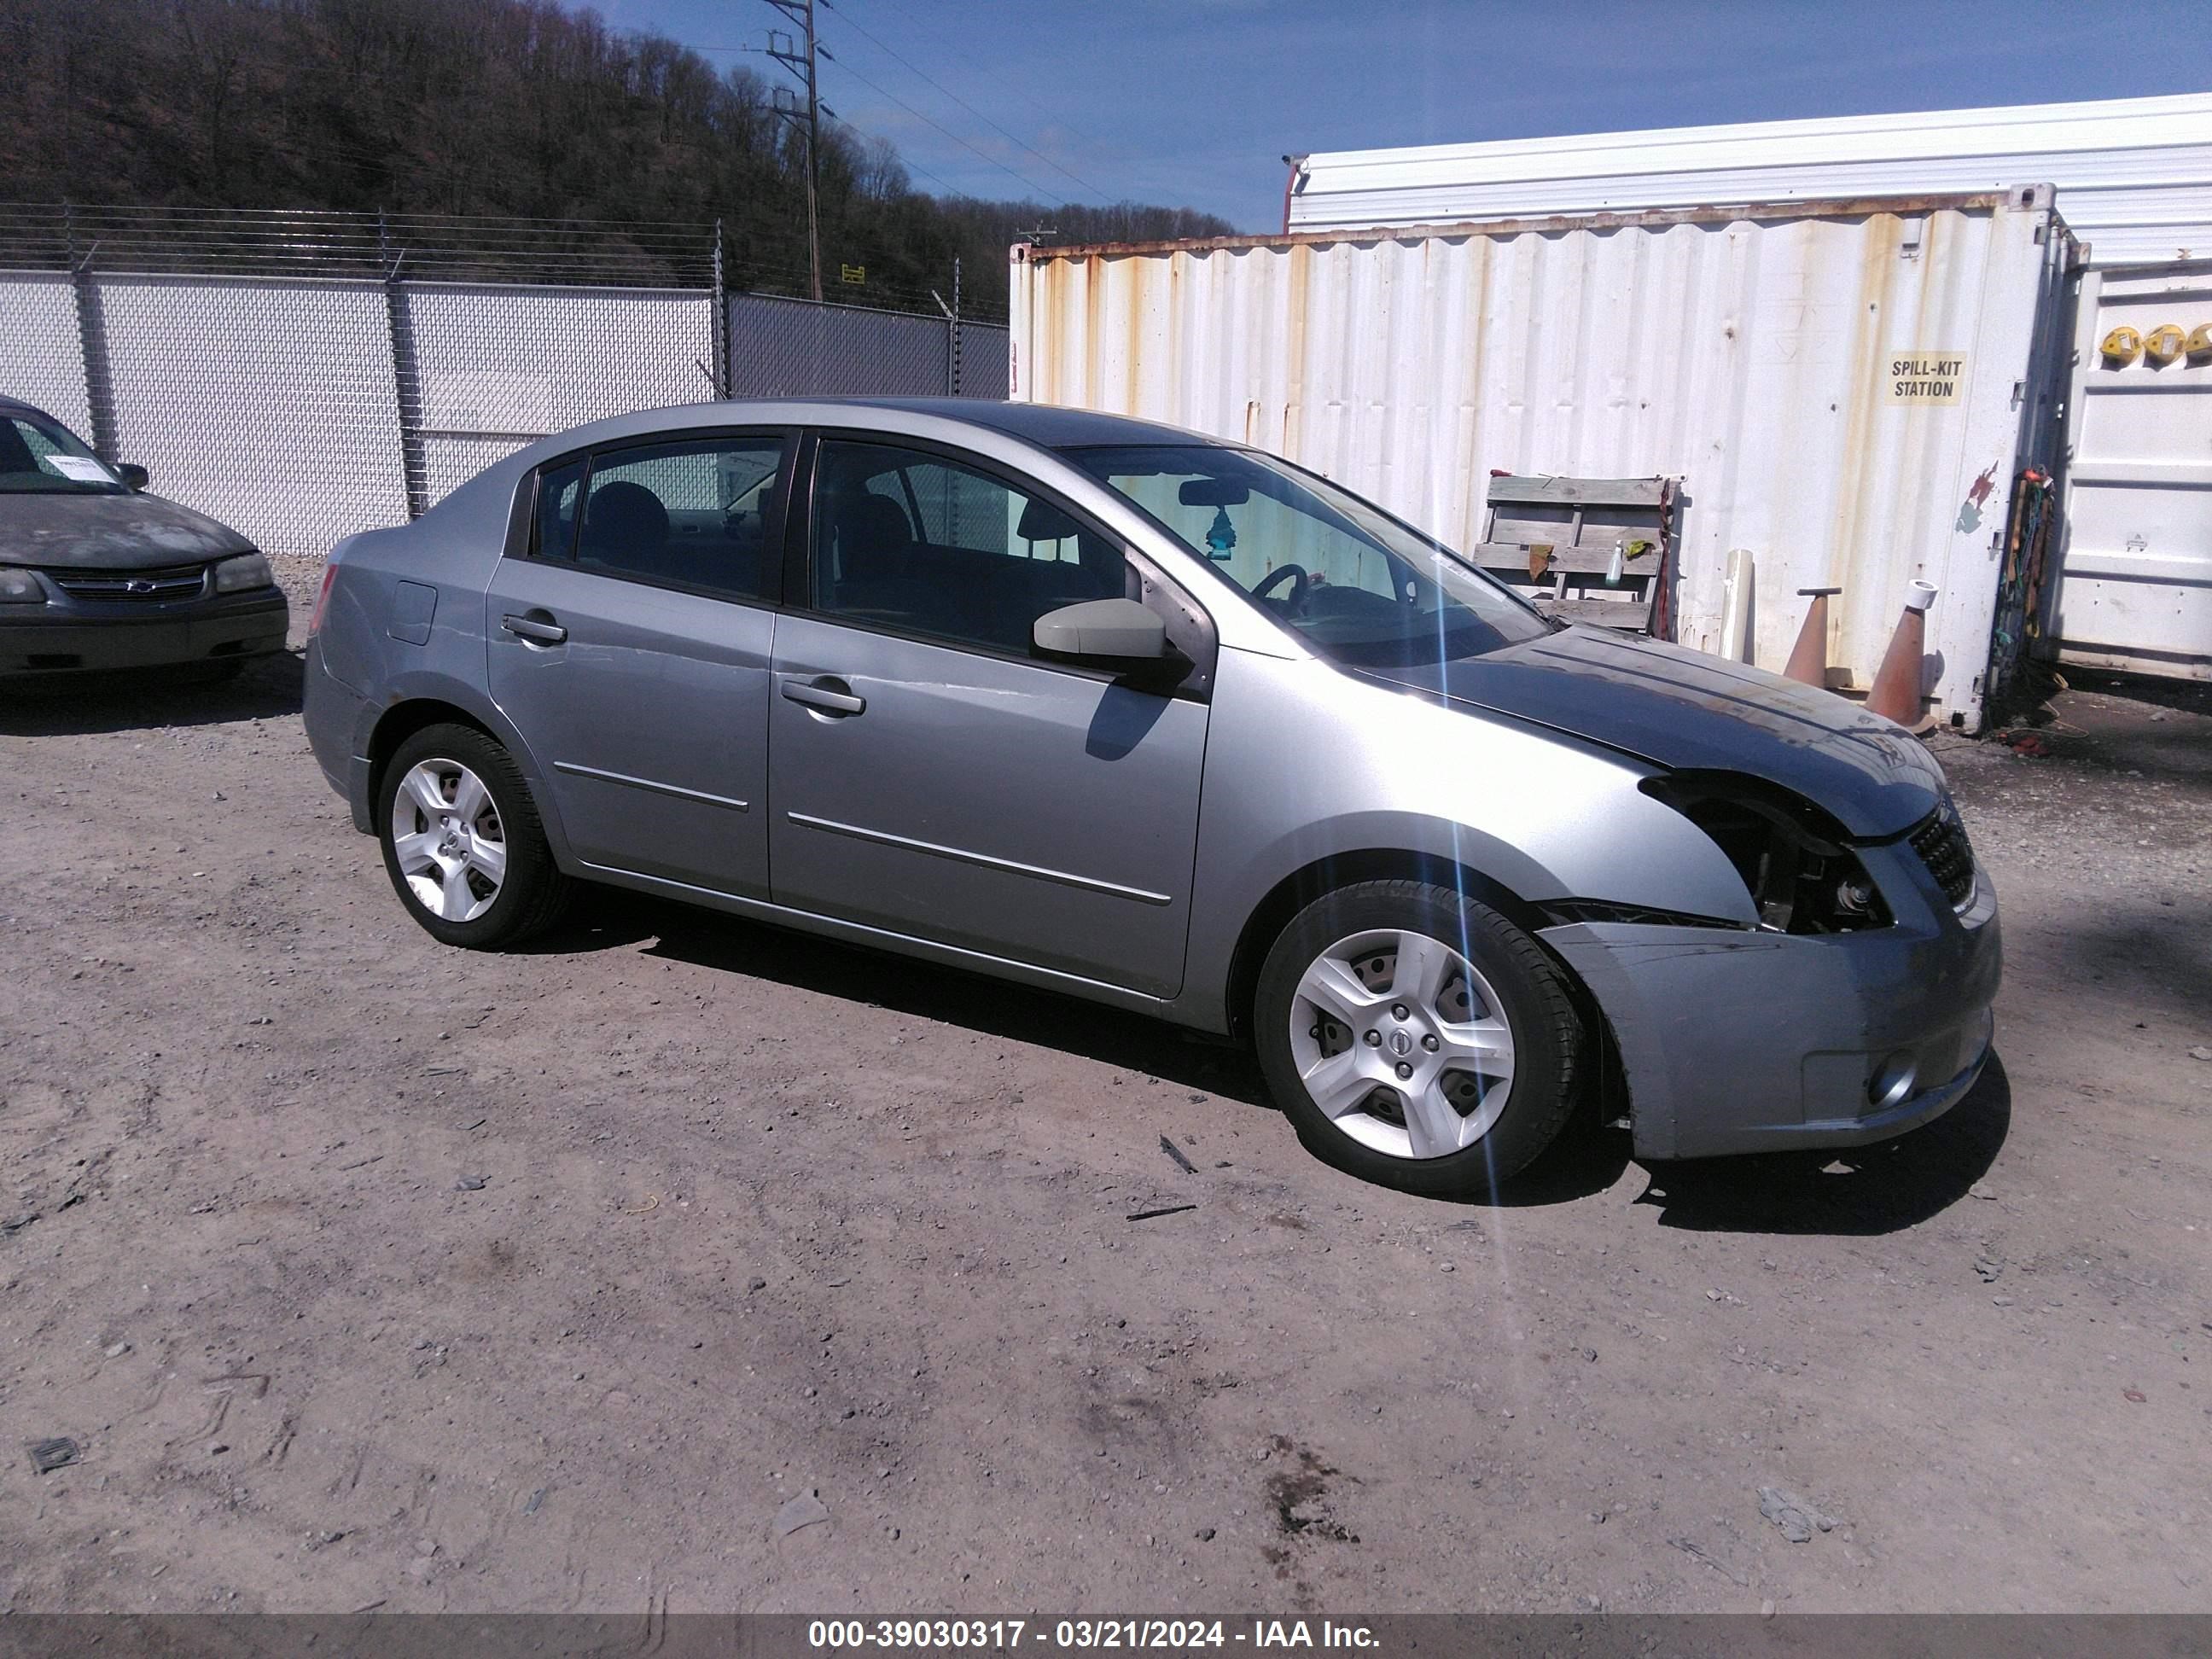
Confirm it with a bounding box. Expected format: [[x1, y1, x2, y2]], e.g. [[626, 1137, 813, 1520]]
[[1032, 597, 1167, 664], [114, 462, 149, 491], [1178, 476, 1248, 508]]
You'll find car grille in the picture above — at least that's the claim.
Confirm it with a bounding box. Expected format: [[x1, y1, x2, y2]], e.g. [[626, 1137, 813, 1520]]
[[1909, 801, 1976, 908], [49, 563, 209, 602]]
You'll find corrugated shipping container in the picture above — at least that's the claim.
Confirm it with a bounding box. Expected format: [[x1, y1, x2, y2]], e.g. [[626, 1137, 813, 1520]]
[[1010, 191, 2074, 731], [1285, 93, 2212, 269], [1279, 93, 2212, 685]]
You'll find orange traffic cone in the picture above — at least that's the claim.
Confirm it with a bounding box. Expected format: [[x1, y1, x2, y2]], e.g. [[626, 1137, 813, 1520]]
[[1865, 579, 1938, 730], [1784, 586, 1841, 688]]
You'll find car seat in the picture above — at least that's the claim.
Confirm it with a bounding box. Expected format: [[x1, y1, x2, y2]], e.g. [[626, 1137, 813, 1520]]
[[827, 489, 950, 629], [579, 480, 672, 574]]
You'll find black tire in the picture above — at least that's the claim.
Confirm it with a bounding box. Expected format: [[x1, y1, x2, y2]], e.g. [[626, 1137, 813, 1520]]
[[376, 723, 571, 950], [1253, 879, 1583, 1197]]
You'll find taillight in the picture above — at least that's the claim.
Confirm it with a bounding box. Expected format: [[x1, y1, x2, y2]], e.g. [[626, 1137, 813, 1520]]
[[307, 564, 338, 637]]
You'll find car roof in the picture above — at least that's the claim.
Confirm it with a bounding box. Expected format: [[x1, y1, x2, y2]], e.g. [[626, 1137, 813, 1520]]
[[428, 396, 1259, 533], [0, 393, 1220, 451], [760, 398, 1224, 450]]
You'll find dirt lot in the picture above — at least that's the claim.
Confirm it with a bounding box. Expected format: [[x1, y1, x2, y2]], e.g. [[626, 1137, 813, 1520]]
[[2, 557, 2207, 1615]]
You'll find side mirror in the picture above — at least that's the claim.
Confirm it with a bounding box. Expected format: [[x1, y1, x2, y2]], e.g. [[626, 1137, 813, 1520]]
[[114, 463, 149, 491], [1033, 597, 1167, 664]]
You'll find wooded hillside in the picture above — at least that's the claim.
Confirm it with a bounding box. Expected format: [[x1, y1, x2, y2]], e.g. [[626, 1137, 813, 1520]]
[[0, 0, 1234, 317]]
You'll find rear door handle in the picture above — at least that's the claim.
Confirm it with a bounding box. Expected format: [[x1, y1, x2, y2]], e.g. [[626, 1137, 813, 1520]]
[[502, 613, 568, 645], [780, 675, 866, 716]]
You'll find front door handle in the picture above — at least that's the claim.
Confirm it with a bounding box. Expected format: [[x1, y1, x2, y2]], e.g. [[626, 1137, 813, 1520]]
[[780, 675, 866, 716], [502, 612, 568, 645]]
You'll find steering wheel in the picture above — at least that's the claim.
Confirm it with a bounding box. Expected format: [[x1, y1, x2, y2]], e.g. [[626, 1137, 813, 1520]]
[[1252, 562, 1309, 609]]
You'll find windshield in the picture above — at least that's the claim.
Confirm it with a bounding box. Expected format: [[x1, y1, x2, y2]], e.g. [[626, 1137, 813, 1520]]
[[0, 413, 124, 496], [1061, 444, 1551, 667]]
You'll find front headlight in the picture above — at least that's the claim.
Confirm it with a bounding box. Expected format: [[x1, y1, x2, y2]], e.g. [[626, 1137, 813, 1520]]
[[213, 551, 274, 593], [1639, 771, 1892, 934], [0, 568, 45, 604]]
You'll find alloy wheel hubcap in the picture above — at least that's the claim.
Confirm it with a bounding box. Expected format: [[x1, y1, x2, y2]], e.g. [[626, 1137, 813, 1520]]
[[1288, 928, 1516, 1160], [390, 759, 506, 923]]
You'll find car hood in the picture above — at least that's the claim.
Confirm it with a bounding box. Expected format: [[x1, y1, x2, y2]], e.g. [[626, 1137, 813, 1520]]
[[1359, 625, 1945, 839], [0, 491, 254, 569]]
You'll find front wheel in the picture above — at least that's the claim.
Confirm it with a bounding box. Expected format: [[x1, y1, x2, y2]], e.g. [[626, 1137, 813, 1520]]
[[377, 724, 571, 949], [1254, 880, 1584, 1196]]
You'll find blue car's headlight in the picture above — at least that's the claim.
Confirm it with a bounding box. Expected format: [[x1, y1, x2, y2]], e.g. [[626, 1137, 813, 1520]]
[[0, 568, 45, 604]]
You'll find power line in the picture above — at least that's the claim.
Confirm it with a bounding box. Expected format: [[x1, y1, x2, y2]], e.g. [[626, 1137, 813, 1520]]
[[866, 1, 1126, 172], [818, 49, 1074, 205], [598, 32, 1042, 207], [641, 44, 983, 203], [818, 108, 967, 198], [828, 0, 1115, 204]]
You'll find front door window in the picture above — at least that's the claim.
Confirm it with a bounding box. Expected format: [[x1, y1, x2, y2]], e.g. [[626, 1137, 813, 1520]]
[[812, 439, 1126, 652]]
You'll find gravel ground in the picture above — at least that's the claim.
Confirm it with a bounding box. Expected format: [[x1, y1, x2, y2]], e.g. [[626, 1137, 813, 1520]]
[[0, 557, 2206, 1615]]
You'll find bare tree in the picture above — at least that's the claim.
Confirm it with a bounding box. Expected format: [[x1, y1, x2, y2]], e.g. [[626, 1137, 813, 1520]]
[[3, 0, 1237, 316]]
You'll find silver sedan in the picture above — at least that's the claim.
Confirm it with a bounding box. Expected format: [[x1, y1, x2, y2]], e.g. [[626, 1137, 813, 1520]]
[[302, 399, 1999, 1196]]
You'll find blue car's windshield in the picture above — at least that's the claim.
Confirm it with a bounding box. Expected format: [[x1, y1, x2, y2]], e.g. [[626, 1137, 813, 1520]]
[[0, 413, 125, 496], [1060, 444, 1552, 667]]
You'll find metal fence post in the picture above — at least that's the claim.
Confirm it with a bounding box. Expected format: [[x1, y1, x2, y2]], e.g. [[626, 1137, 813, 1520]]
[[379, 211, 429, 520], [711, 218, 731, 399], [950, 258, 962, 397], [64, 202, 120, 461]]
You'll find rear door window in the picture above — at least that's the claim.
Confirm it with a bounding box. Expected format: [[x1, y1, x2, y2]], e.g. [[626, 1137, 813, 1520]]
[[531, 460, 585, 560], [533, 436, 788, 602]]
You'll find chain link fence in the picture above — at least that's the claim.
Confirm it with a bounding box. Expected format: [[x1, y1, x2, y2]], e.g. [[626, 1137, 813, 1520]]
[[729, 293, 1007, 400], [93, 274, 412, 561], [1, 205, 1010, 561], [404, 282, 719, 509], [0, 272, 95, 439]]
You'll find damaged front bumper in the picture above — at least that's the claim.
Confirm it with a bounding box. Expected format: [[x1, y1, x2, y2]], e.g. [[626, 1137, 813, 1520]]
[[1540, 837, 2000, 1161]]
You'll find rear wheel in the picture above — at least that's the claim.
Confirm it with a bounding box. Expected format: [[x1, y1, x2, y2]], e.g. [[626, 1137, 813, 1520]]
[[377, 724, 570, 949], [1254, 879, 1583, 1196]]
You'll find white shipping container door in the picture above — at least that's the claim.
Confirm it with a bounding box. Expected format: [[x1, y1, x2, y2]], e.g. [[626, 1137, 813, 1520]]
[[1012, 193, 2069, 731], [2053, 262, 2212, 679]]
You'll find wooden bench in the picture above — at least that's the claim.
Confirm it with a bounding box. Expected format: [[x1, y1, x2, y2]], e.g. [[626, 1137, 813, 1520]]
[[1470, 474, 1676, 632]]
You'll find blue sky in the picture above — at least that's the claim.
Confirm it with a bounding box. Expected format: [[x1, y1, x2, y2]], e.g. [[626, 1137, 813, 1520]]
[[601, 0, 2212, 230]]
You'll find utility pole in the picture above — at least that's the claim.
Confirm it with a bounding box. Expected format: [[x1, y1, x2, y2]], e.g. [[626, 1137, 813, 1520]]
[[764, 0, 823, 301]]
